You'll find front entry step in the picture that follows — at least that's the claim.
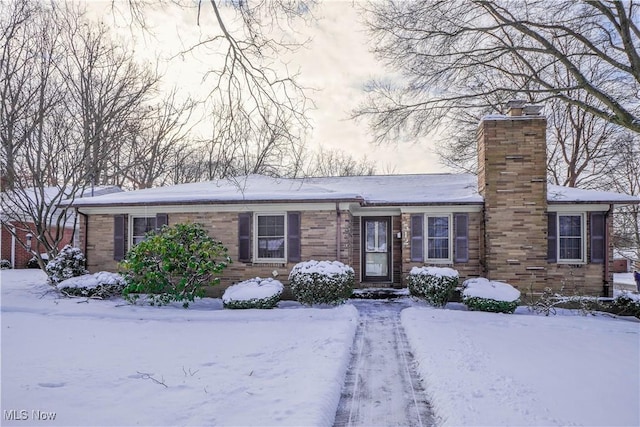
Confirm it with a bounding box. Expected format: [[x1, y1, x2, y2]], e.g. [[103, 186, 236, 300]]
[[352, 288, 409, 300]]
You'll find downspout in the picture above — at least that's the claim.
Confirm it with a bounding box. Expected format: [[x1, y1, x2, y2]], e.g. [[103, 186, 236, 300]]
[[10, 225, 16, 269], [78, 210, 89, 267], [603, 205, 613, 297], [336, 203, 341, 262]]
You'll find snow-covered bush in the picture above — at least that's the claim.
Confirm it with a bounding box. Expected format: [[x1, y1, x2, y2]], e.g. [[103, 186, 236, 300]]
[[0, 259, 11, 269], [612, 292, 640, 318], [222, 277, 283, 309], [289, 260, 354, 305], [407, 266, 459, 307], [121, 223, 230, 308], [462, 278, 521, 314], [27, 254, 48, 268], [57, 272, 126, 299], [46, 246, 88, 285]]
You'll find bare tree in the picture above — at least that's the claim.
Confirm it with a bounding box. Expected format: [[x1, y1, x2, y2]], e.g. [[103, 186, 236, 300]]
[[358, 0, 639, 143], [118, 90, 199, 189], [116, 1, 316, 174], [58, 7, 160, 188], [0, 1, 178, 270], [305, 147, 377, 177], [608, 133, 640, 266]]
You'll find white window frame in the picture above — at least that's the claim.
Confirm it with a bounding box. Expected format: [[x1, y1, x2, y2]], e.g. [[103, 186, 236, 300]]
[[425, 214, 453, 264], [557, 212, 587, 264], [129, 215, 157, 247], [253, 213, 287, 263]]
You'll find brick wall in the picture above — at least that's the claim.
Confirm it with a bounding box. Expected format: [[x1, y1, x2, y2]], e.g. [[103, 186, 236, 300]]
[[1, 221, 74, 268], [83, 210, 352, 297], [400, 211, 483, 285]]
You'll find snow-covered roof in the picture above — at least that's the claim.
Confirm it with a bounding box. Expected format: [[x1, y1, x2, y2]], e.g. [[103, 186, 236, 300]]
[[69, 174, 484, 206], [66, 174, 639, 208], [547, 185, 639, 204]]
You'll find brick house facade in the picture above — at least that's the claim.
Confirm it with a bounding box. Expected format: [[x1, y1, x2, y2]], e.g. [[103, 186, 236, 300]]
[[70, 105, 639, 297]]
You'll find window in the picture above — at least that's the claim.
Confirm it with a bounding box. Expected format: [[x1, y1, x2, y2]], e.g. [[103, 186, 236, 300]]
[[238, 212, 300, 263], [557, 214, 585, 263], [256, 214, 286, 260], [427, 216, 450, 260], [409, 214, 458, 264], [131, 217, 157, 245]]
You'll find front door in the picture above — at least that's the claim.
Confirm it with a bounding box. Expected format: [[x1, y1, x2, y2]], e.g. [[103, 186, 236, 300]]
[[362, 217, 392, 282]]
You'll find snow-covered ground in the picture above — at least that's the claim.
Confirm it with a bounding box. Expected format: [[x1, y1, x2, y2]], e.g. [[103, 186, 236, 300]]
[[2, 270, 639, 426], [1, 270, 357, 426], [403, 305, 640, 426]]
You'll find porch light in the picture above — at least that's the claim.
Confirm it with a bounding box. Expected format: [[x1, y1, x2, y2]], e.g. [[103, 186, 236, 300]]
[[25, 233, 32, 251]]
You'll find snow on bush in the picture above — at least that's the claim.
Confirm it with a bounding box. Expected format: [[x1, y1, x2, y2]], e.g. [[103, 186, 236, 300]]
[[612, 291, 640, 318], [57, 271, 127, 299], [407, 266, 459, 307], [1, 259, 11, 269], [462, 278, 521, 314], [222, 277, 283, 309], [289, 260, 354, 305], [46, 245, 88, 285]]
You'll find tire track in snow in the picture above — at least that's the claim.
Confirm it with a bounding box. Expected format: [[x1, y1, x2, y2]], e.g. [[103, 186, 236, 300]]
[[333, 300, 436, 427]]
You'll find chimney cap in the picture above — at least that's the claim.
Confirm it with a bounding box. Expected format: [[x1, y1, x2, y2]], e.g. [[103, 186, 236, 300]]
[[506, 100, 527, 109], [523, 105, 543, 115]]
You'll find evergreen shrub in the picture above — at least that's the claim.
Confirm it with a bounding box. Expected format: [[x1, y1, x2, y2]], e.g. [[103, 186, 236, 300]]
[[121, 223, 230, 308], [289, 260, 354, 305], [222, 277, 283, 309], [462, 278, 520, 314], [612, 292, 640, 318], [57, 272, 126, 299], [46, 245, 89, 285], [407, 266, 459, 307]]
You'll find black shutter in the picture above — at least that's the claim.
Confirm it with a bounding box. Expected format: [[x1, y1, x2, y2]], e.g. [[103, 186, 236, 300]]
[[454, 213, 469, 263], [114, 214, 126, 261], [410, 214, 424, 262], [590, 212, 605, 264], [155, 213, 168, 231], [547, 212, 557, 262], [287, 212, 301, 263], [238, 212, 252, 262]]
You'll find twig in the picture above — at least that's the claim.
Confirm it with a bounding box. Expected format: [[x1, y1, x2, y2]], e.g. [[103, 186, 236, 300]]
[[136, 371, 168, 388]]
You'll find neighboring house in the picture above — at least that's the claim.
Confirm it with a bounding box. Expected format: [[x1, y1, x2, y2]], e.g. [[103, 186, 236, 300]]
[[613, 249, 639, 273], [1, 186, 122, 268], [68, 103, 640, 297]]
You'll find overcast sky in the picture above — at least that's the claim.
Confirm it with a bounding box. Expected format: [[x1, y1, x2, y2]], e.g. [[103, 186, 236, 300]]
[[92, 0, 447, 175]]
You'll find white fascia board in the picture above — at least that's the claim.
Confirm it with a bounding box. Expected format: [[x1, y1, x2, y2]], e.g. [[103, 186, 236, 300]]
[[547, 203, 611, 213], [77, 202, 352, 216], [400, 205, 483, 214]]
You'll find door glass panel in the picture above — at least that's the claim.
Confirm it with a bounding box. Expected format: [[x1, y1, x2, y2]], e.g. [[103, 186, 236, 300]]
[[364, 219, 389, 278], [378, 222, 387, 252], [366, 253, 388, 277], [366, 221, 376, 252]]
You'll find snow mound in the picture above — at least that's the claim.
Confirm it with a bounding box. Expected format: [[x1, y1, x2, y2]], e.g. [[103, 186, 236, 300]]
[[409, 266, 459, 278], [56, 272, 125, 290], [289, 260, 354, 277], [222, 278, 283, 303], [462, 278, 521, 302]]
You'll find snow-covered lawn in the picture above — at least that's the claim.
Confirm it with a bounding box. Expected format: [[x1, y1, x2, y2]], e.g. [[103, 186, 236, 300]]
[[403, 306, 640, 426], [1, 270, 357, 426], [2, 269, 639, 426]]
